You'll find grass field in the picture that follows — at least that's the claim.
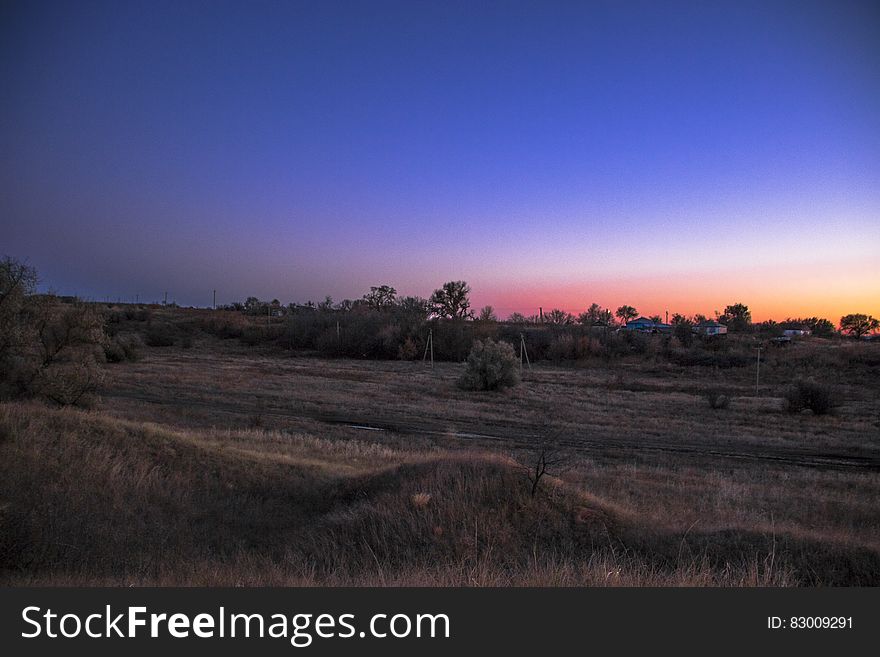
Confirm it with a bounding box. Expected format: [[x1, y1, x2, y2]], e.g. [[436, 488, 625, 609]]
[[2, 323, 879, 586]]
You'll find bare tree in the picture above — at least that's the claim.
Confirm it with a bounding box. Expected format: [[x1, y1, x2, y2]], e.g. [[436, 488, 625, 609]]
[[363, 285, 397, 310], [544, 308, 574, 325], [478, 305, 497, 322], [1, 257, 106, 405], [430, 280, 473, 319], [520, 429, 571, 498]]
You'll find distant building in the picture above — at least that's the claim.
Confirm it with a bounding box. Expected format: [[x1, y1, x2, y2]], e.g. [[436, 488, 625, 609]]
[[782, 327, 811, 337], [625, 317, 656, 332], [694, 319, 728, 336], [624, 317, 673, 334]]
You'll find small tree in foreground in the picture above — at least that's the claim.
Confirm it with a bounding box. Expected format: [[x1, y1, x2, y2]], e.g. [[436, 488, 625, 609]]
[[458, 338, 519, 391], [520, 431, 571, 498]]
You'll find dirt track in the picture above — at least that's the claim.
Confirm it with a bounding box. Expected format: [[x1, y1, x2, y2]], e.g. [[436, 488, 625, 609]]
[[101, 389, 880, 473]]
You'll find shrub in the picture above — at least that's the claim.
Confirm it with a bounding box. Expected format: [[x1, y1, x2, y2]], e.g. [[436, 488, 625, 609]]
[[458, 338, 520, 391], [104, 335, 141, 362], [546, 333, 576, 361], [704, 389, 730, 410], [397, 337, 418, 360], [145, 325, 175, 347], [784, 380, 837, 415]]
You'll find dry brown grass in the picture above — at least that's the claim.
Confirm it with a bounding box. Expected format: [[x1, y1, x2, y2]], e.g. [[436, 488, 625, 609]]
[[3, 314, 879, 587], [2, 397, 877, 586]]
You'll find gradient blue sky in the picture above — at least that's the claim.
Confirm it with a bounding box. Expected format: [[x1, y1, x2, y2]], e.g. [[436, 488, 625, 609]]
[[2, 0, 878, 319]]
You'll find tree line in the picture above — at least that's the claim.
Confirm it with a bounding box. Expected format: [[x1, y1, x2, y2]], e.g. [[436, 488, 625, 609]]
[[221, 281, 877, 339]]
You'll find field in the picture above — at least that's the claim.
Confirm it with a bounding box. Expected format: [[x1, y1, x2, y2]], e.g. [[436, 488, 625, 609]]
[[2, 309, 879, 586]]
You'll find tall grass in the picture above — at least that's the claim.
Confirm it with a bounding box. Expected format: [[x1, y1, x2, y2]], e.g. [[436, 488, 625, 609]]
[[2, 402, 876, 586]]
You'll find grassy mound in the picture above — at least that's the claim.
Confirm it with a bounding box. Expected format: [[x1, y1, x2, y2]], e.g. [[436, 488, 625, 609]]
[[1, 403, 877, 586]]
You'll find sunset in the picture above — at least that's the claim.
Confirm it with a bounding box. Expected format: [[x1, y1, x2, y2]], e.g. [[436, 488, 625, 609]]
[[2, 0, 879, 647], [3, 1, 878, 319]]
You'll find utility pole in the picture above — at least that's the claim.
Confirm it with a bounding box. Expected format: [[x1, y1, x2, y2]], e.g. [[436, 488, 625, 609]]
[[755, 346, 763, 395], [539, 307, 544, 323], [665, 310, 669, 324], [163, 291, 167, 306], [213, 289, 216, 310], [519, 333, 531, 371], [422, 328, 434, 369]]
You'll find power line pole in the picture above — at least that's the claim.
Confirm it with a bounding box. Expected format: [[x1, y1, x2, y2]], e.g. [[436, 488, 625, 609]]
[[755, 346, 763, 395], [163, 291, 167, 306], [213, 289, 216, 310], [519, 333, 531, 371], [422, 328, 434, 369]]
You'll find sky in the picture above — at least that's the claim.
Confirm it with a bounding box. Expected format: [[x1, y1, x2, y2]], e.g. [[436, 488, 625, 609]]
[[2, 0, 878, 321]]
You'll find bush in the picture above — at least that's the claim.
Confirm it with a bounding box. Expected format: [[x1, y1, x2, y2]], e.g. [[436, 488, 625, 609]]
[[103, 335, 141, 362], [145, 325, 175, 347], [784, 380, 837, 415], [458, 338, 520, 391], [397, 337, 418, 360], [546, 333, 576, 361], [704, 389, 730, 409]]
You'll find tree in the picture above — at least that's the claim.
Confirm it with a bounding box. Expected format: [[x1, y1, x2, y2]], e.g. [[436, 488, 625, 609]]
[[615, 305, 638, 325], [507, 312, 528, 323], [807, 318, 836, 338], [1, 257, 106, 405], [577, 303, 611, 326], [839, 314, 879, 338], [478, 305, 497, 322], [519, 428, 570, 498], [544, 308, 574, 325], [673, 318, 694, 346], [243, 296, 263, 314], [720, 303, 751, 332], [396, 295, 429, 318], [430, 280, 473, 319], [363, 285, 397, 311], [648, 314, 662, 324]]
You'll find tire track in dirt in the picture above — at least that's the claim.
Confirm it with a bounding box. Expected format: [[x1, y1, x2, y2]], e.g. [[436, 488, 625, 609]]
[[101, 389, 880, 473]]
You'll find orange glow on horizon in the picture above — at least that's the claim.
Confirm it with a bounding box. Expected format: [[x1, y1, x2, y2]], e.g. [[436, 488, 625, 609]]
[[473, 258, 880, 323]]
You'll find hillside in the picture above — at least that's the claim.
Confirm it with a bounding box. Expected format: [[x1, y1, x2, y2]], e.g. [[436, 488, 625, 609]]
[[2, 402, 877, 586]]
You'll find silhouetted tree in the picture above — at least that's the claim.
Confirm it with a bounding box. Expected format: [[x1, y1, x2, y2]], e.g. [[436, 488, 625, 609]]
[[363, 285, 397, 311], [544, 308, 574, 325], [478, 305, 497, 322], [578, 303, 611, 326], [615, 305, 638, 325], [840, 314, 879, 338], [430, 280, 473, 319], [720, 303, 752, 332]]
